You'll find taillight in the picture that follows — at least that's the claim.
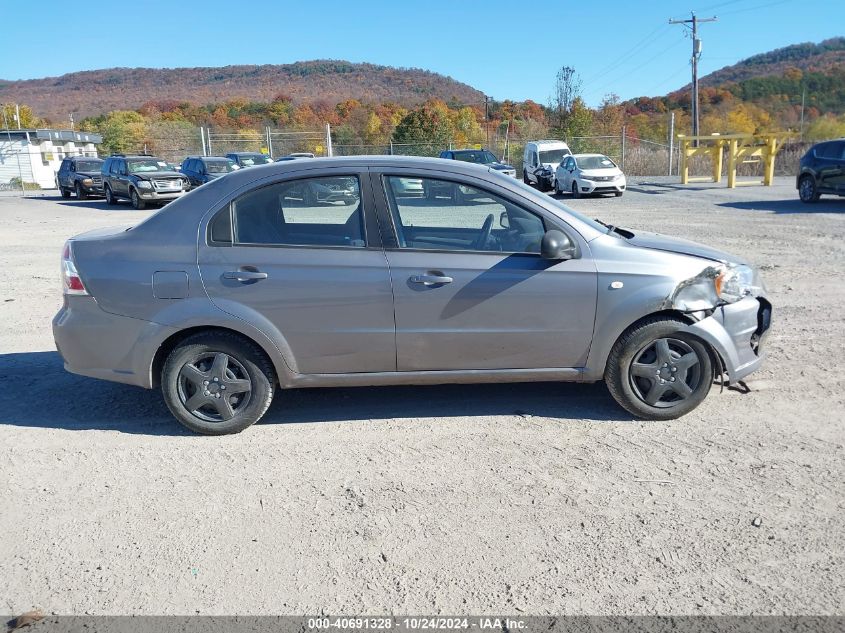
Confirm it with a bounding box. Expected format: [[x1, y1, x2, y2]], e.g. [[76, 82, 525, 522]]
[[62, 242, 89, 296]]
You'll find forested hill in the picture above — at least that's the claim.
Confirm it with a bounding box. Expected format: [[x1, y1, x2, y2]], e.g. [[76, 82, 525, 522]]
[[700, 37, 845, 86], [0, 60, 485, 122], [655, 37, 845, 120]]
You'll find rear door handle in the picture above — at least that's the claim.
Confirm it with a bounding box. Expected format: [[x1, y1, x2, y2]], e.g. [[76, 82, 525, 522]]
[[410, 273, 453, 286], [223, 270, 268, 281]]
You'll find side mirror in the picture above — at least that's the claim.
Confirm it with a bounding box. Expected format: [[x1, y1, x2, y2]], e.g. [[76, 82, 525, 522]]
[[499, 211, 509, 229], [541, 229, 576, 260]]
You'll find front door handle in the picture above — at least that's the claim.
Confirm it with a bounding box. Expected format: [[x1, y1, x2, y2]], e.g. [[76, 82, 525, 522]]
[[223, 270, 268, 282], [409, 273, 453, 286]]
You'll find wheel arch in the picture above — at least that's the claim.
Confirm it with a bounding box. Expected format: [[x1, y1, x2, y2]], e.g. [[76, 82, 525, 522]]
[[586, 308, 725, 381], [150, 325, 282, 389]]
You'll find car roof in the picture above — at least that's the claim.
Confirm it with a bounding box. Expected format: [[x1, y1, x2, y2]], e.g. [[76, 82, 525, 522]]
[[228, 152, 264, 156], [573, 153, 606, 158], [70, 156, 102, 161], [529, 140, 569, 147]]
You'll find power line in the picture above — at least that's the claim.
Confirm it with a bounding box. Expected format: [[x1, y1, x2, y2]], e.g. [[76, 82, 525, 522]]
[[717, 0, 790, 15], [585, 35, 688, 102], [670, 12, 717, 141], [581, 24, 672, 90]]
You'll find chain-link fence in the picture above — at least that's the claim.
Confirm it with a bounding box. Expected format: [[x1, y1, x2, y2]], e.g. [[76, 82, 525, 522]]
[[2, 122, 814, 196]]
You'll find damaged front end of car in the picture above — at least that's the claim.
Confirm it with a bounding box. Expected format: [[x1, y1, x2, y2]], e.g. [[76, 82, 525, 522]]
[[665, 263, 772, 384]]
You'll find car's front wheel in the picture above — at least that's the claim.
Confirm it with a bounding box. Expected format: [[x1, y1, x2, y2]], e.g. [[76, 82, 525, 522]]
[[605, 317, 713, 420], [161, 332, 276, 435], [798, 175, 820, 203], [60, 187, 71, 199], [130, 188, 146, 210], [571, 181, 581, 199], [75, 182, 87, 200]]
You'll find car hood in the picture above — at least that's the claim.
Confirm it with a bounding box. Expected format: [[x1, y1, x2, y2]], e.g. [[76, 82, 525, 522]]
[[580, 168, 623, 177], [488, 162, 515, 171], [626, 230, 747, 265], [76, 170, 102, 178], [132, 170, 183, 179]]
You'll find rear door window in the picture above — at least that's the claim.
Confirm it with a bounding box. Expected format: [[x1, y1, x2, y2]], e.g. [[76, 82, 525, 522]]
[[232, 176, 365, 248]]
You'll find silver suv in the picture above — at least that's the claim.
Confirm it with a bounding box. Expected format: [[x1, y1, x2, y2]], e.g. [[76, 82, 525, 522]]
[[53, 157, 771, 434]]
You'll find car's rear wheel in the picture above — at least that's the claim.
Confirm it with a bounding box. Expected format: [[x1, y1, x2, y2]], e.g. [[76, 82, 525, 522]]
[[798, 175, 820, 203], [571, 181, 581, 199], [104, 185, 116, 205], [75, 182, 87, 200], [130, 188, 146, 210], [605, 317, 713, 420], [162, 332, 276, 435]]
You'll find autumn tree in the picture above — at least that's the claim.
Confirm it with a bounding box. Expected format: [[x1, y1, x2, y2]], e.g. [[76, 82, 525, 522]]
[[550, 66, 583, 136], [392, 100, 453, 150], [1, 104, 44, 128], [81, 110, 147, 155]]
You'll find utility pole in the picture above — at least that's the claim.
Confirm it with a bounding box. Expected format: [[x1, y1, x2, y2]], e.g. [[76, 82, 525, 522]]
[[800, 87, 806, 141], [484, 95, 490, 148], [670, 12, 716, 145]]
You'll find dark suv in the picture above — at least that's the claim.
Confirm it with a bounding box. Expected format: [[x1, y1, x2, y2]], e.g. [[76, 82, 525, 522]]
[[180, 156, 239, 189], [101, 155, 189, 209], [57, 156, 104, 199], [225, 152, 272, 168], [439, 149, 517, 178], [797, 139, 845, 202]]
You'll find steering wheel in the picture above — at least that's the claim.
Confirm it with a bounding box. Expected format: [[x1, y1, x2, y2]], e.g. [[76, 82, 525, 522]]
[[474, 214, 494, 250]]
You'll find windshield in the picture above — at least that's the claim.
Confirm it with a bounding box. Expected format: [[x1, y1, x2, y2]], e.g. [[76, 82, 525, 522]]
[[239, 154, 271, 166], [538, 148, 571, 164], [205, 159, 237, 174], [127, 159, 169, 173], [577, 155, 616, 170], [75, 160, 102, 172], [453, 151, 499, 165]]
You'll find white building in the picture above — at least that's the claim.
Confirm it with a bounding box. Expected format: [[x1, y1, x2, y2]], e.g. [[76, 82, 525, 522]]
[[0, 129, 102, 189]]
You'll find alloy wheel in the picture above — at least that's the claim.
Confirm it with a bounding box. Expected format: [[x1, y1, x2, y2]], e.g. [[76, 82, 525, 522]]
[[628, 337, 703, 408], [799, 176, 817, 202], [177, 352, 253, 422]]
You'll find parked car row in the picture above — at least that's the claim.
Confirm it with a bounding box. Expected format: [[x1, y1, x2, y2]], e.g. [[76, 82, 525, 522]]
[[56, 140, 631, 210]]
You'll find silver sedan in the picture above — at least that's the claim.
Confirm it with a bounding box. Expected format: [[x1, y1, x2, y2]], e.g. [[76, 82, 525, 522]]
[[53, 156, 771, 434]]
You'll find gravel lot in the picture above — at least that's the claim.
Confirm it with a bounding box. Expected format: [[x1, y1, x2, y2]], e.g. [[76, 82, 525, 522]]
[[1, 178, 843, 616]]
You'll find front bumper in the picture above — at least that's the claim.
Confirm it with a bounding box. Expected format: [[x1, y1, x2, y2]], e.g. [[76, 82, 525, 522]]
[[686, 296, 772, 384], [138, 189, 187, 202], [578, 178, 626, 194]]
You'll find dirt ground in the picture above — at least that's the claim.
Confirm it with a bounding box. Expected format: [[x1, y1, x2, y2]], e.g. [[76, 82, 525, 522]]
[[0, 177, 843, 616]]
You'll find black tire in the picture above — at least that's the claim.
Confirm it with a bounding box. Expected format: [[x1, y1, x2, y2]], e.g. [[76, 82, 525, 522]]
[[605, 317, 713, 420], [130, 188, 146, 210], [161, 331, 276, 435], [614, 191, 624, 197], [75, 182, 87, 200], [60, 187, 71, 199], [571, 181, 581, 199], [798, 175, 820, 203], [104, 185, 116, 205]]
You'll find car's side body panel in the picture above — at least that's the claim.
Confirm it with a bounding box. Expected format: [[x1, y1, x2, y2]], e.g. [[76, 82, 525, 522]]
[[55, 156, 769, 403]]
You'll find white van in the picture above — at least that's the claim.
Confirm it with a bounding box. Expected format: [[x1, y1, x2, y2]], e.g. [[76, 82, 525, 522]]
[[523, 140, 572, 186]]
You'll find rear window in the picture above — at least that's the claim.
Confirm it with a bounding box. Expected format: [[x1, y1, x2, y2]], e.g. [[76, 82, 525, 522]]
[[230, 176, 365, 248]]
